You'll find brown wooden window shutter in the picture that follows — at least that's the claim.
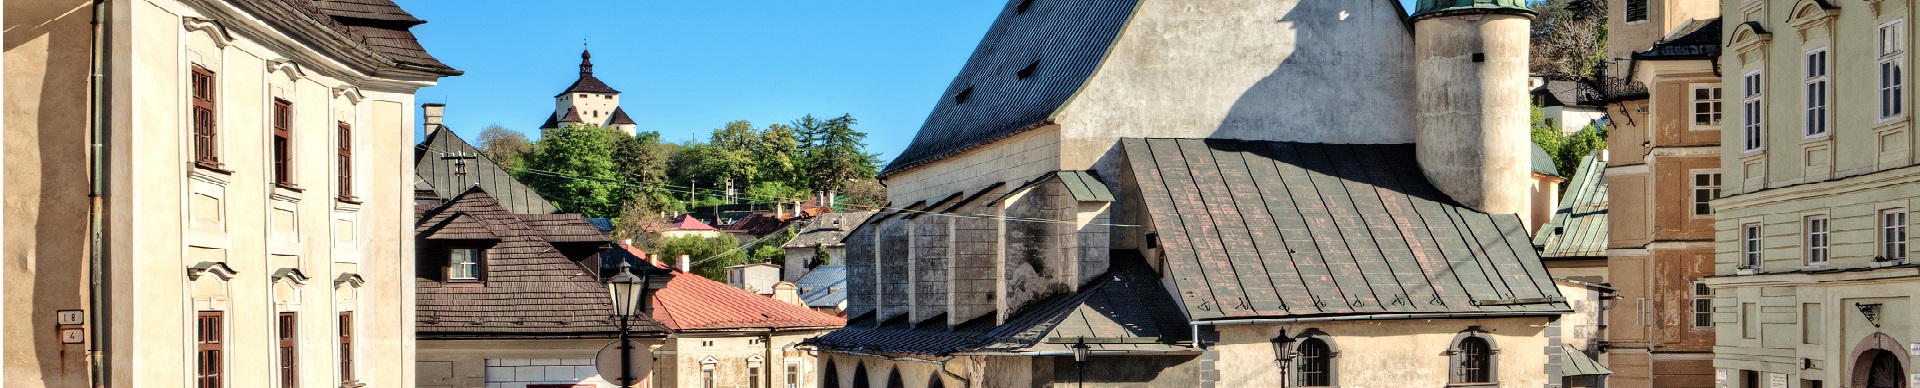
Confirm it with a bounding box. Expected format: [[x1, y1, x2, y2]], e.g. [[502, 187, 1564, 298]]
[[272, 98, 293, 186], [191, 66, 220, 167], [196, 311, 223, 388], [278, 312, 298, 388], [339, 312, 353, 383], [337, 121, 353, 200]]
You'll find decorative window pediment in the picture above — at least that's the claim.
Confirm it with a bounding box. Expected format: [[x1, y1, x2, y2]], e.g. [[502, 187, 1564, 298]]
[[332, 85, 365, 105], [334, 273, 366, 288], [181, 17, 234, 48], [187, 261, 239, 281], [1786, 0, 1841, 30], [1730, 21, 1774, 53], [272, 268, 312, 286], [267, 59, 307, 82]]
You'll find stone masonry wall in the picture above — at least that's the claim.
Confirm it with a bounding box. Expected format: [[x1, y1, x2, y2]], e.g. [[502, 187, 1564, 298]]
[[1002, 182, 1073, 319], [911, 215, 951, 324], [1077, 202, 1113, 286], [877, 219, 911, 322], [949, 186, 1006, 325], [843, 226, 877, 321]]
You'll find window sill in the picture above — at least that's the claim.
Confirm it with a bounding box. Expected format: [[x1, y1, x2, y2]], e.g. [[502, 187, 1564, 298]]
[[193, 162, 232, 176], [1447, 383, 1499, 387], [337, 196, 362, 205], [275, 183, 303, 193]]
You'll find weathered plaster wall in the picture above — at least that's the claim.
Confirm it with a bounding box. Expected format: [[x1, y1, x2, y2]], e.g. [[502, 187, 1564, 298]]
[[911, 215, 951, 323], [1413, 14, 1534, 225], [1057, 0, 1418, 171], [1212, 318, 1552, 387], [884, 127, 1059, 207], [818, 353, 963, 388], [949, 185, 1006, 326], [658, 331, 827, 388], [843, 227, 876, 321], [999, 182, 1072, 321], [877, 219, 911, 322], [417, 338, 659, 388]]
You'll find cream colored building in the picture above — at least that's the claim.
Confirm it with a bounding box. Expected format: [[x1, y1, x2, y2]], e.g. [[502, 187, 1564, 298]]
[[1709, 0, 1920, 387], [1600, 1, 1725, 386], [4, 0, 458, 386]]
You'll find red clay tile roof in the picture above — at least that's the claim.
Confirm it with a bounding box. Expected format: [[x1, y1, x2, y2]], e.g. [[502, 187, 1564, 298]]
[[646, 251, 844, 332], [669, 214, 717, 231]]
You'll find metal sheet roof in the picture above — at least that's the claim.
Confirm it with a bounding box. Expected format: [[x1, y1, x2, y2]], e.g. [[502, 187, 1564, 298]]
[[1559, 345, 1612, 376], [1121, 138, 1569, 321], [415, 127, 560, 214], [1533, 154, 1607, 258]]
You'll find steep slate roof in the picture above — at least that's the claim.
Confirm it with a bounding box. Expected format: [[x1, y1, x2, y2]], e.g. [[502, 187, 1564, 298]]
[[1635, 18, 1722, 60], [1121, 138, 1569, 321], [415, 127, 560, 214], [879, 0, 1143, 176], [650, 265, 844, 332], [783, 212, 875, 249], [795, 266, 848, 309], [808, 256, 1190, 355], [415, 187, 667, 338], [517, 213, 610, 243], [293, 0, 458, 74], [1533, 154, 1608, 258], [556, 50, 620, 96], [1532, 80, 1606, 108], [608, 107, 637, 126]]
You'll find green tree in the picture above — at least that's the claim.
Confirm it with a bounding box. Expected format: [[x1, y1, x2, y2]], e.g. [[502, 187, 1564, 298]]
[[1531, 0, 1609, 80], [807, 245, 831, 269], [796, 114, 880, 193], [522, 123, 623, 217], [1531, 105, 1607, 182], [477, 124, 533, 171], [655, 235, 748, 281], [745, 181, 806, 205]]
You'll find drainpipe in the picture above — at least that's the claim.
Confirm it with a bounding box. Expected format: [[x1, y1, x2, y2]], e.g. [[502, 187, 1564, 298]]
[[87, 0, 115, 386]]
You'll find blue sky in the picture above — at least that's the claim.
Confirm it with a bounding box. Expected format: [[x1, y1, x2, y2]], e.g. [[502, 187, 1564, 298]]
[[408, 1, 1424, 163]]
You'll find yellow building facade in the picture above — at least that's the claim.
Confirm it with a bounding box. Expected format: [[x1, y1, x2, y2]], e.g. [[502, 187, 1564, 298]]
[[1710, 0, 1920, 387], [4, 0, 457, 386]]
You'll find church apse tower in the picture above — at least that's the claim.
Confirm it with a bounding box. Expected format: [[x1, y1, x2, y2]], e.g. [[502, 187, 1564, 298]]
[[1410, 0, 1535, 226], [539, 48, 638, 136]]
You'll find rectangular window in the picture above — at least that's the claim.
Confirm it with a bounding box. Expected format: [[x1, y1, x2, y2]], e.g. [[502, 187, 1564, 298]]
[[192, 65, 220, 166], [1692, 283, 1714, 327], [1744, 71, 1764, 151], [1626, 0, 1649, 22], [786, 363, 799, 388], [449, 248, 480, 280], [701, 365, 716, 388], [339, 312, 353, 383], [1883, 20, 1906, 120], [1693, 172, 1722, 216], [337, 122, 353, 200], [1694, 85, 1723, 127], [1884, 209, 1908, 262], [1743, 223, 1763, 269], [749, 364, 762, 388], [278, 312, 297, 388], [1805, 49, 1829, 137], [272, 98, 293, 186], [1806, 216, 1829, 265], [196, 311, 223, 388]]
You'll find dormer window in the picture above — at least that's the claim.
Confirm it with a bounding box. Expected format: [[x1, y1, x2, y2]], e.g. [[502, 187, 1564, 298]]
[[449, 248, 482, 280]]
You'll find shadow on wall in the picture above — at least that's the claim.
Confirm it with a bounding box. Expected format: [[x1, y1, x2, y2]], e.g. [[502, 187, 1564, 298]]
[[1215, 0, 1415, 144], [5, 0, 100, 387]]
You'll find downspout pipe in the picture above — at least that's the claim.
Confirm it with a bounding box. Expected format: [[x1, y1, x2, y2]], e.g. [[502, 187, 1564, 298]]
[[87, 0, 115, 386]]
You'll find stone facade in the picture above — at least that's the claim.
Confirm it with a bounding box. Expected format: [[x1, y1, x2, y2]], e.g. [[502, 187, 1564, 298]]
[[1710, 0, 1920, 387]]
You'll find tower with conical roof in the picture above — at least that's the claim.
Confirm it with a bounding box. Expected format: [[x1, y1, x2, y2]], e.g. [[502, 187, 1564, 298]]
[[1409, 0, 1535, 223], [539, 48, 638, 136]]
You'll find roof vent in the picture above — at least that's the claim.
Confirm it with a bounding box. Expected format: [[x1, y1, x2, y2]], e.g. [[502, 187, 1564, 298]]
[[1016, 60, 1039, 80], [954, 86, 974, 105], [1016, 0, 1035, 14]]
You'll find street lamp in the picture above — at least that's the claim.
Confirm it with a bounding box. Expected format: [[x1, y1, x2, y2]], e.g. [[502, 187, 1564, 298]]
[[1270, 330, 1297, 388], [1071, 337, 1091, 388], [606, 260, 672, 387]]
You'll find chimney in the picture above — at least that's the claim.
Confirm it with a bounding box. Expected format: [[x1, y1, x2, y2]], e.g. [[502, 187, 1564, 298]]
[[677, 255, 691, 273], [422, 103, 445, 130], [793, 200, 803, 218], [621, 238, 632, 246]]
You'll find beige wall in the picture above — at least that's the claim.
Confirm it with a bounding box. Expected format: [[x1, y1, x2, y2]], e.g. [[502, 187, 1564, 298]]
[[1213, 318, 1552, 387], [1607, 0, 1724, 74], [657, 330, 830, 388], [418, 338, 663, 388], [1413, 14, 1535, 225], [5, 0, 441, 386]]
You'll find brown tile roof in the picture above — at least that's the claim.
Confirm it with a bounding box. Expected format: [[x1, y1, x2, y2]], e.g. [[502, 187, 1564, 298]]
[[517, 213, 610, 243], [416, 187, 666, 338], [269, 0, 458, 74], [719, 213, 792, 237], [629, 246, 844, 332], [557, 107, 584, 124], [1120, 138, 1569, 321], [608, 107, 637, 126], [312, 0, 422, 24]]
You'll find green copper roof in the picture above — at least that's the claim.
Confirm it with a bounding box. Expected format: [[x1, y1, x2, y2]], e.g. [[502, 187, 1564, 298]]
[[1411, 0, 1533, 18]]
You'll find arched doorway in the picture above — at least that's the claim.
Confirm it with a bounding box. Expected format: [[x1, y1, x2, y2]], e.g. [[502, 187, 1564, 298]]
[[1864, 350, 1908, 388]]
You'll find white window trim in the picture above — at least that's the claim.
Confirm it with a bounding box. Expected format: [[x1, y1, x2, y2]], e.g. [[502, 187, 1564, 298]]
[[449, 248, 480, 280], [1880, 19, 1907, 122], [1691, 282, 1713, 328], [1744, 70, 1765, 153], [1691, 170, 1722, 218], [1804, 48, 1830, 139], [1691, 84, 1724, 130], [1882, 208, 1908, 262], [1805, 215, 1829, 266], [1742, 223, 1763, 269]]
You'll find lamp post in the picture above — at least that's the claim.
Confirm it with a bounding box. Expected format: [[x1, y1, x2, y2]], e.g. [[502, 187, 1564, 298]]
[[1071, 337, 1091, 388], [1270, 330, 1296, 388], [606, 260, 672, 387]]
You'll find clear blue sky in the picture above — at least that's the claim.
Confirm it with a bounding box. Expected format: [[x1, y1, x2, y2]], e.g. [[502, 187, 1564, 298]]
[[407, 1, 1424, 164]]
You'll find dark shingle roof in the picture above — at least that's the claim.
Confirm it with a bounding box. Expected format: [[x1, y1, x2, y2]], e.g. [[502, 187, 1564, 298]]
[[1532, 80, 1606, 108], [1120, 138, 1569, 321], [312, 0, 423, 24], [517, 213, 610, 243], [783, 212, 875, 249], [879, 0, 1142, 176], [608, 107, 636, 125], [809, 255, 1190, 356], [415, 188, 666, 338], [300, 0, 456, 73], [720, 213, 792, 237], [795, 266, 848, 308], [1635, 18, 1722, 60], [415, 127, 560, 214], [1533, 154, 1607, 258]]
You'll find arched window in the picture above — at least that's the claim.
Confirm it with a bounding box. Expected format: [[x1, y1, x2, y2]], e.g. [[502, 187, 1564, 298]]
[[851, 363, 870, 388], [1457, 337, 1493, 383], [928, 374, 946, 388], [886, 368, 905, 388], [1448, 328, 1500, 384], [822, 359, 839, 388], [1296, 338, 1333, 386]]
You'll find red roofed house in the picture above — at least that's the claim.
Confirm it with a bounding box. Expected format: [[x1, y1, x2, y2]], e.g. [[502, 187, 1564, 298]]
[[661, 214, 726, 239], [609, 244, 844, 388]]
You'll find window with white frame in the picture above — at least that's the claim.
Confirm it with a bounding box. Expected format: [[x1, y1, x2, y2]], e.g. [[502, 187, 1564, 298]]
[[1806, 215, 1829, 265], [1805, 49, 1830, 137], [1694, 85, 1723, 127], [1883, 209, 1908, 262], [1882, 20, 1906, 120], [1693, 172, 1721, 216], [1745, 71, 1764, 151], [1743, 223, 1762, 269], [1692, 282, 1713, 328], [449, 248, 480, 280]]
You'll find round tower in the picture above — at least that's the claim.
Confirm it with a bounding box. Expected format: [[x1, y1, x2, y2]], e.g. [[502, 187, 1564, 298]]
[[1410, 0, 1535, 223]]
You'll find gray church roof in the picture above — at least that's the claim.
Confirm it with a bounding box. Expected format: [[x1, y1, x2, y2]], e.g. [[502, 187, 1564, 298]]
[[879, 0, 1142, 176], [415, 127, 560, 214], [1533, 154, 1607, 258]]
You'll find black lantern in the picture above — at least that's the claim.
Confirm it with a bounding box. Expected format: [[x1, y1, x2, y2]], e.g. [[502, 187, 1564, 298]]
[[604, 260, 672, 387], [1271, 330, 1297, 387], [1071, 337, 1092, 388]]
